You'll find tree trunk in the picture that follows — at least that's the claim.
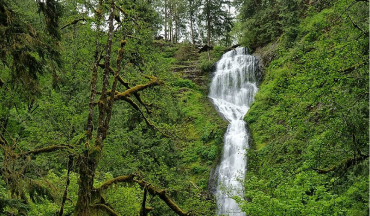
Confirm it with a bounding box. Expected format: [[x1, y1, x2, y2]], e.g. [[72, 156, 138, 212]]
[[169, 3, 173, 43], [206, 0, 210, 47], [74, 154, 97, 216], [207, 1, 211, 61], [74, 1, 115, 215], [164, 0, 168, 41], [175, 15, 178, 43], [189, 0, 195, 44], [190, 17, 194, 44], [207, 18, 210, 47], [206, 0, 211, 60]]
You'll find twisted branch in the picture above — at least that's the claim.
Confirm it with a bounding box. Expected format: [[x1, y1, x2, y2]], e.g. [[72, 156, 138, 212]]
[[114, 76, 163, 100], [97, 174, 135, 191], [95, 175, 193, 216], [134, 179, 193, 216], [60, 18, 87, 30], [98, 63, 153, 113], [18, 145, 72, 158]]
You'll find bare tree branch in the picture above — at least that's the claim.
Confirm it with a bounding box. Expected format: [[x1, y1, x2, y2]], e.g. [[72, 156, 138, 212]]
[[58, 155, 74, 216], [120, 96, 171, 137], [122, 96, 153, 125], [340, 62, 368, 74], [140, 183, 154, 216], [60, 18, 87, 30], [114, 3, 140, 27], [134, 179, 193, 216], [334, 0, 369, 25], [346, 14, 367, 36], [86, 0, 104, 141], [19, 145, 72, 158], [95, 175, 193, 216]]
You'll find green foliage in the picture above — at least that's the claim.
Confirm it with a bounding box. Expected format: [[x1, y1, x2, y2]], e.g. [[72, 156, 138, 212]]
[[171, 78, 198, 89], [201, 0, 234, 46], [241, 0, 369, 215], [0, 0, 62, 102], [198, 45, 226, 73], [37, 0, 63, 40], [236, 0, 337, 48], [174, 43, 199, 61], [0, 0, 229, 215]]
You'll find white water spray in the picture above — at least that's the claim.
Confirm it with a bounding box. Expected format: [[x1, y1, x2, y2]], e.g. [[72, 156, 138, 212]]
[[209, 47, 258, 215]]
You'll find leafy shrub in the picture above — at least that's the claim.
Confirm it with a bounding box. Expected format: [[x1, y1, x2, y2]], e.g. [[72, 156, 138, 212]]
[[199, 59, 215, 74], [171, 78, 197, 89], [207, 145, 217, 161], [191, 165, 207, 175], [174, 44, 197, 61]]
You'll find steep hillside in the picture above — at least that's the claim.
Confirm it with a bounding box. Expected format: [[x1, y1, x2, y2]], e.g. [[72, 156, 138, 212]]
[[239, 0, 369, 215]]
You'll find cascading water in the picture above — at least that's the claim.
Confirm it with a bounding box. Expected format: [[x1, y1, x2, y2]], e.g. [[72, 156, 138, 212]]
[[209, 47, 258, 215]]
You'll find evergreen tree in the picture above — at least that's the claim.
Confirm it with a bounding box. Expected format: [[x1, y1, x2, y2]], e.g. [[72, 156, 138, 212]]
[[200, 0, 233, 46], [187, 0, 201, 44]]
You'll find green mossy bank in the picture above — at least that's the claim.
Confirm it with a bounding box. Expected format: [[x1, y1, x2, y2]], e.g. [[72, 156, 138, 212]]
[[240, 0, 369, 215]]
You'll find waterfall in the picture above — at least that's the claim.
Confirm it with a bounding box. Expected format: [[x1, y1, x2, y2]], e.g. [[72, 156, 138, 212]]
[[209, 47, 258, 215]]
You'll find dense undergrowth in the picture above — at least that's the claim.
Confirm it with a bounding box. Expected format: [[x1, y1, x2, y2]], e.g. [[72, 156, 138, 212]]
[[241, 0, 369, 215], [0, 1, 228, 214], [0, 39, 228, 215]]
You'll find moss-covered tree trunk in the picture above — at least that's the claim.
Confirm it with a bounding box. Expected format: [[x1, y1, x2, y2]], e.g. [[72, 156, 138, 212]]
[[71, 1, 187, 215], [74, 0, 115, 215], [74, 152, 98, 215]]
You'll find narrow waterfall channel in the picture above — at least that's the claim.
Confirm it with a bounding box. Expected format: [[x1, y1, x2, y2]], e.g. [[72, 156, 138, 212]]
[[209, 47, 258, 215]]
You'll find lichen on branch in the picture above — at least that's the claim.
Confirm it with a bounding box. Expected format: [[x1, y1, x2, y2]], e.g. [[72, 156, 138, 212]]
[[114, 76, 163, 100], [18, 145, 72, 158], [97, 174, 135, 191], [60, 18, 87, 30]]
